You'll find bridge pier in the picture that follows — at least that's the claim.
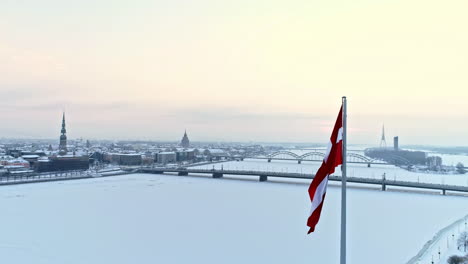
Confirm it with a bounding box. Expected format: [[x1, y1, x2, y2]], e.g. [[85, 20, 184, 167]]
[[259, 175, 268, 182], [267, 159, 271, 163], [442, 189, 446, 195], [213, 172, 223, 179], [382, 183, 386, 191], [367, 163, 371, 168], [178, 171, 188, 176], [298, 160, 302, 164]]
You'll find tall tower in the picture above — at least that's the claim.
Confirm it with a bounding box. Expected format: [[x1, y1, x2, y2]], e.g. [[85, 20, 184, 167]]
[[393, 136, 399, 151], [59, 112, 68, 154], [180, 130, 190, 148], [379, 124, 387, 148]]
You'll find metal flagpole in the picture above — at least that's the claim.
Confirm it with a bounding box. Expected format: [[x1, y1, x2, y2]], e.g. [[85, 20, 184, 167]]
[[341, 96, 347, 264]]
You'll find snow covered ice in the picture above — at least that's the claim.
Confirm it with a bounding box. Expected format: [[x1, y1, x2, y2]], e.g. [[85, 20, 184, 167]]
[[1, 172, 468, 264]]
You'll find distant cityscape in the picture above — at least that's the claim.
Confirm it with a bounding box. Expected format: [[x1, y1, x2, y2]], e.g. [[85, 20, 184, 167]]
[[0, 114, 466, 177], [0, 113, 273, 176]]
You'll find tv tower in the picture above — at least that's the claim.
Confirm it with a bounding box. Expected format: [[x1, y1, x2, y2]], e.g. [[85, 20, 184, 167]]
[[380, 124, 387, 148]]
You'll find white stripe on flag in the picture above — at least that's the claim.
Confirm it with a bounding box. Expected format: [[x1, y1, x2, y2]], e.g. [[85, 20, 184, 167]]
[[309, 175, 329, 214], [336, 127, 343, 143], [324, 128, 343, 162]]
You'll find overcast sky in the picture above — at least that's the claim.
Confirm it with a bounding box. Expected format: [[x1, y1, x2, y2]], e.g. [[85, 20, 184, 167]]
[[1, 0, 467, 145]]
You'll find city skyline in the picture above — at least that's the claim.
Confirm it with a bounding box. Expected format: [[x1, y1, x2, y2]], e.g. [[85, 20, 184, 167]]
[[0, 109, 465, 147], [1, 0, 468, 145]]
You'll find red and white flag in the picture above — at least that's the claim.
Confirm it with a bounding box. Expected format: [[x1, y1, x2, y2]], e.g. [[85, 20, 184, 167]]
[[307, 106, 343, 234]]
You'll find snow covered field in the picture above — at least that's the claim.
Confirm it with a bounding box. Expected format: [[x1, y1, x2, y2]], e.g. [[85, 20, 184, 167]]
[[195, 159, 468, 187], [1, 173, 467, 264]]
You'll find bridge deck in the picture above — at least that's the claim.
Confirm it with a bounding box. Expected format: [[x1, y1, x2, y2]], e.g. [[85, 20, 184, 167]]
[[140, 168, 468, 194], [2, 168, 466, 195]]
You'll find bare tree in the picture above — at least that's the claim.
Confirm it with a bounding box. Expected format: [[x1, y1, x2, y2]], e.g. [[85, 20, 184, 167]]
[[456, 163, 467, 174], [458, 232, 468, 253], [447, 255, 466, 264]]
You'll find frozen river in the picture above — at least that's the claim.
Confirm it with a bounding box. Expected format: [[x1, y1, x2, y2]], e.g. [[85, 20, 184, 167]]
[[0, 173, 467, 264]]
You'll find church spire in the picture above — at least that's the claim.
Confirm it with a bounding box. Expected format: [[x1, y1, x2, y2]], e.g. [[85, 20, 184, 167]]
[[181, 129, 190, 148], [61, 112, 66, 135], [59, 112, 68, 154]]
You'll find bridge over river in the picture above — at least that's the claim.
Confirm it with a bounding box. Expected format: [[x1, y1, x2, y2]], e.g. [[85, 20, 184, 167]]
[[1, 166, 466, 196], [140, 167, 468, 196]]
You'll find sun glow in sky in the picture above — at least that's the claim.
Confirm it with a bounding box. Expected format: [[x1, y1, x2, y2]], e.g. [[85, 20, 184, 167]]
[[1, 0, 467, 145]]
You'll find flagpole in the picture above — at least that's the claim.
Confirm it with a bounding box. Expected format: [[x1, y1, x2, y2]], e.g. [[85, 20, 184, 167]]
[[341, 96, 347, 264]]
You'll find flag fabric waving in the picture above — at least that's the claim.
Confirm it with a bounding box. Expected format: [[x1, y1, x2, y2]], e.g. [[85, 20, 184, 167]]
[[307, 106, 344, 234]]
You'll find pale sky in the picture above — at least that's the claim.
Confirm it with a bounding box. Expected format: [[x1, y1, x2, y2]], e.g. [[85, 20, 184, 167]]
[[1, 0, 467, 145]]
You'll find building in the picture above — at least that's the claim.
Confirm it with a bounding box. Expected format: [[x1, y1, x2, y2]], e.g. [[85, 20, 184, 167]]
[[22, 155, 40, 168], [89, 151, 104, 164], [59, 113, 68, 154], [157, 152, 177, 164], [180, 130, 190, 148], [427, 156, 442, 170], [5, 149, 21, 158], [4, 158, 30, 168], [36, 156, 89, 172], [0, 165, 7, 176], [4, 165, 33, 175], [113, 153, 142, 166], [365, 147, 427, 165], [0, 155, 14, 165], [176, 150, 195, 162], [102, 153, 142, 165], [204, 149, 229, 161]]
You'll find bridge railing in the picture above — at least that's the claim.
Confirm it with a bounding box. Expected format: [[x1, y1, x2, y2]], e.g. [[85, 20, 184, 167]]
[[0, 170, 90, 185]]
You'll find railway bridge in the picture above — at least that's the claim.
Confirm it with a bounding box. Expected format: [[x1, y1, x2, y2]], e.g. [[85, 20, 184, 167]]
[[246, 151, 394, 167]]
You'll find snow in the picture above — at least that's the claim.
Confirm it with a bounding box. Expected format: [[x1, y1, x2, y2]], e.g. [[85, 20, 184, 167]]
[[1, 173, 468, 264], [432, 153, 468, 166], [21, 155, 40, 159], [431, 224, 468, 264], [409, 213, 468, 264], [440, 241, 468, 264]]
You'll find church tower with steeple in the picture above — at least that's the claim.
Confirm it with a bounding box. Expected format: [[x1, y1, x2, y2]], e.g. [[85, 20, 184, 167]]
[[59, 112, 68, 154], [180, 130, 190, 148]]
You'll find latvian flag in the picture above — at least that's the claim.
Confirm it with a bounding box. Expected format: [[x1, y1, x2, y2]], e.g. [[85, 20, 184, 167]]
[[307, 106, 344, 234]]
